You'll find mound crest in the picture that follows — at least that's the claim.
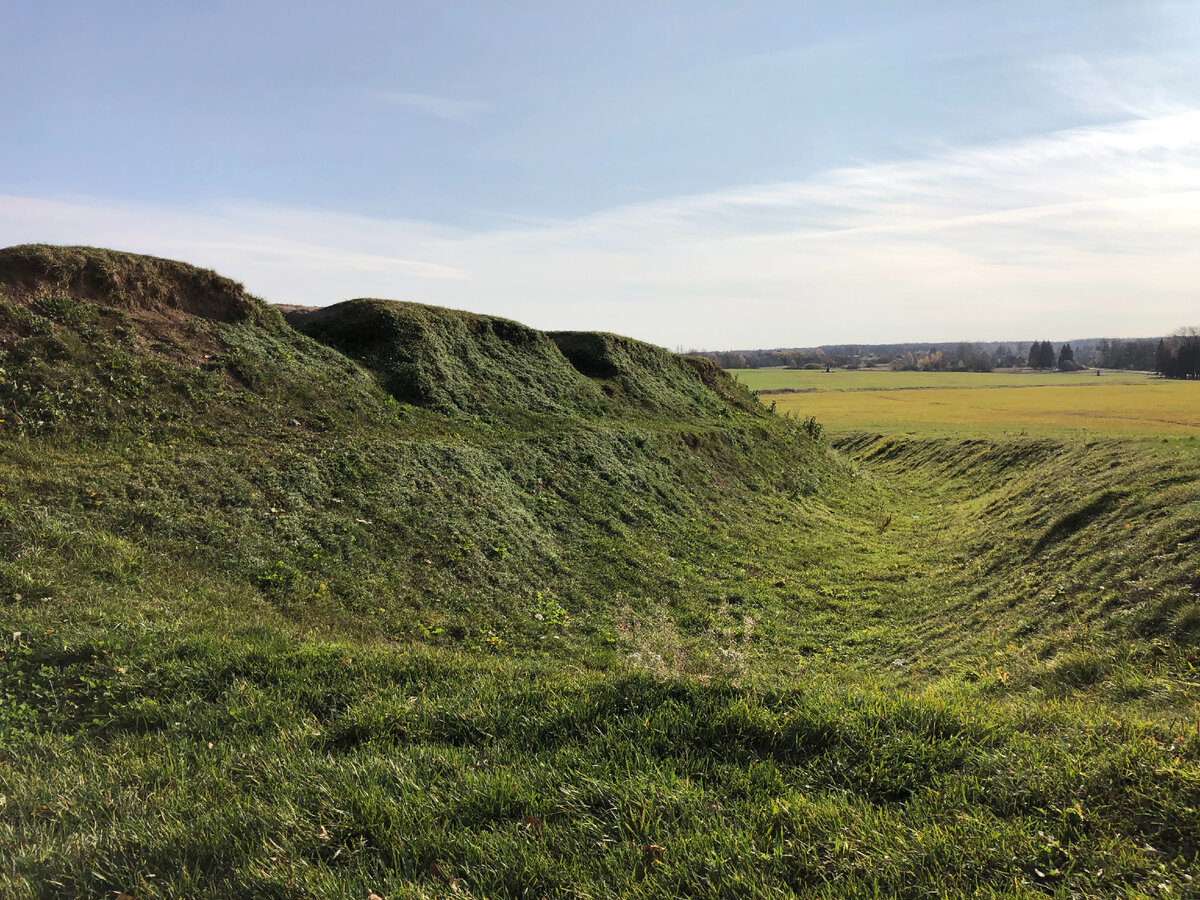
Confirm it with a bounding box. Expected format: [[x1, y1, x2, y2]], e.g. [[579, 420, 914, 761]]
[[289, 301, 760, 421], [287, 298, 606, 417], [551, 331, 762, 416], [0, 244, 258, 322]]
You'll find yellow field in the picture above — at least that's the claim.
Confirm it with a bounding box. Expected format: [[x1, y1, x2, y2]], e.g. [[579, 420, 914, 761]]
[[763, 377, 1200, 437], [730, 367, 1149, 392]]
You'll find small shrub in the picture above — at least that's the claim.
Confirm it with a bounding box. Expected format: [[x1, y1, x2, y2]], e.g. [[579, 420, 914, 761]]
[[34, 293, 99, 326]]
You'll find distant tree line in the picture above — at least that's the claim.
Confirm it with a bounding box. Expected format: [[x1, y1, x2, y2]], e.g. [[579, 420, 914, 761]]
[[1094, 338, 1158, 371], [692, 336, 1178, 372], [889, 343, 995, 372], [1027, 341, 1056, 369], [695, 342, 1030, 372], [1156, 331, 1200, 379], [697, 348, 851, 370], [1025, 341, 1085, 371]]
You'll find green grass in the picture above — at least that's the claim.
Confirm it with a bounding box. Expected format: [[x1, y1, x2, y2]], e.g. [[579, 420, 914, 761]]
[[2, 247, 1200, 898], [6, 635, 1197, 898], [5, 428, 1200, 898]]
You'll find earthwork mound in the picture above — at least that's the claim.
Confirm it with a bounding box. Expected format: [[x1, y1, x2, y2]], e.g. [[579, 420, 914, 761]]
[[0, 244, 257, 323]]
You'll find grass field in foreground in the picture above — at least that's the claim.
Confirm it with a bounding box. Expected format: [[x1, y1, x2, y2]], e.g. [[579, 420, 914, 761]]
[[729, 367, 1150, 392], [763, 377, 1200, 437]]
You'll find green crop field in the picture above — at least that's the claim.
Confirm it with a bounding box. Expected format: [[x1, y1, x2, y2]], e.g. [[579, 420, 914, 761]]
[[2, 247, 1199, 899]]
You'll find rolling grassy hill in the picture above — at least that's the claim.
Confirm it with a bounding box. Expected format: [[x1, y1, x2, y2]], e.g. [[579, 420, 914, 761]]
[[1, 245, 1198, 899]]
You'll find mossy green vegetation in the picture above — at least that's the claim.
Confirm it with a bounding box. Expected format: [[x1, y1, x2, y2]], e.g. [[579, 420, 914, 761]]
[[288, 300, 606, 421], [1, 247, 1199, 898]]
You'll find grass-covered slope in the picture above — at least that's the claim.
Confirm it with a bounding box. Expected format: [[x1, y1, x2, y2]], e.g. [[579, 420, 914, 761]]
[[835, 433, 1200, 677], [1, 247, 1199, 898], [0, 247, 820, 650], [287, 299, 606, 420], [551, 330, 760, 417]]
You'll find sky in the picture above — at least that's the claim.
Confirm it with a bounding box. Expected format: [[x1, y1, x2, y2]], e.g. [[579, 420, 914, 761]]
[[2, 1, 1199, 349]]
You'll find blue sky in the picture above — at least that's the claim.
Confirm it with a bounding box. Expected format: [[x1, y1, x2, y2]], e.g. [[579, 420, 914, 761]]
[[3, 1, 1199, 348]]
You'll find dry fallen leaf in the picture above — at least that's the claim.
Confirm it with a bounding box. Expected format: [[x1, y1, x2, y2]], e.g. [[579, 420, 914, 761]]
[[367, 893, 385, 900], [429, 862, 459, 892]]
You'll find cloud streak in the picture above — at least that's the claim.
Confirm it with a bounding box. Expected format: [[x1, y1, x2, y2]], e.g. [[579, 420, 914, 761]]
[[3, 108, 1200, 347], [377, 91, 488, 123]]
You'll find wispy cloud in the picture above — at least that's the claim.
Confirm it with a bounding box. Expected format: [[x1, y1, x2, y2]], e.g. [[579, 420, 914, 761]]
[[377, 91, 488, 123], [1030, 54, 1197, 120], [4, 108, 1200, 347]]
